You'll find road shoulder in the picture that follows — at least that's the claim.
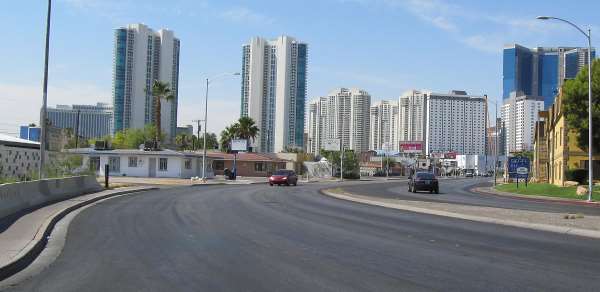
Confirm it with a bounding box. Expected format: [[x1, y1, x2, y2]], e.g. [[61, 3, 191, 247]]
[[0, 186, 157, 282], [321, 188, 600, 239]]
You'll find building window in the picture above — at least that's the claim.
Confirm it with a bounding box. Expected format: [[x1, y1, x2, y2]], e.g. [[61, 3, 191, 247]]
[[184, 159, 192, 170], [254, 162, 265, 172], [128, 156, 138, 167], [109, 157, 120, 173], [159, 158, 168, 171], [214, 160, 224, 171]]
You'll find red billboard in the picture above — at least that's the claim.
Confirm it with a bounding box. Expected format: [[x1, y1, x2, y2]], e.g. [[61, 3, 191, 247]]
[[400, 142, 423, 153], [444, 151, 457, 159]]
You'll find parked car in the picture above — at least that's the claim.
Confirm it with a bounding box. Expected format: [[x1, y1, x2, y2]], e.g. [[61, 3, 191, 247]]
[[269, 169, 298, 186], [465, 171, 474, 178], [408, 172, 439, 194]]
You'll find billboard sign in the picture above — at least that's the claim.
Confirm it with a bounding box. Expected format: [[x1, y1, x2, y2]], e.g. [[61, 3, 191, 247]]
[[323, 138, 341, 151], [444, 151, 457, 159], [508, 157, 530, 179], [430, 152, 444, 159], [231, 139, 248, 151], [400, 141, 423, 153]]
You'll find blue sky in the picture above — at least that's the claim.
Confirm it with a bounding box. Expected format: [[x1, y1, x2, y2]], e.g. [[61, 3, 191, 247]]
[[1, 0, 599, 135]]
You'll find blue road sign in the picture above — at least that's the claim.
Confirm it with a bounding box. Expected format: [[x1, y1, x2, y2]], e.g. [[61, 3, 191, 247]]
[[508, 157, 530, 179]]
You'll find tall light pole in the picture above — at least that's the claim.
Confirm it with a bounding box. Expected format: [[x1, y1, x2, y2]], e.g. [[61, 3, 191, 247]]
[[537, 16, 594, 202], [201, 72, 240, 181], [39, 0, 52, 179], [488, 98, 499, 186]]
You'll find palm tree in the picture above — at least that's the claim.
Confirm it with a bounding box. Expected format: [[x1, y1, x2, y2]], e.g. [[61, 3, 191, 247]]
[[236, 117, 259, 142], [220, 125, 237, 152], [235, 117, 259, 151], [150, 80, 174, 145]]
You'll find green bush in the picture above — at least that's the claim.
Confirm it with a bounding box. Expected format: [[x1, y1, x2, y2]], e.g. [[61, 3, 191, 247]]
[[566, 168, 587, 184]]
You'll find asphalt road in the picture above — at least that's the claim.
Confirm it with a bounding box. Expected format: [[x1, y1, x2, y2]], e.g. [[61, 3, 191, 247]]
[[347, 177, 600, 215], [7, 181, 600, 292]]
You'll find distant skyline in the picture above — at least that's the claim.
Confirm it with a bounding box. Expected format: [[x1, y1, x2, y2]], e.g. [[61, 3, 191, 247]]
[[1, 0, 599, 136]]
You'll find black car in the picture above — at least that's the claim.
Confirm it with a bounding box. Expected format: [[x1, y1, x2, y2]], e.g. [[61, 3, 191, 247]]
[[408, 172, 439, 194]]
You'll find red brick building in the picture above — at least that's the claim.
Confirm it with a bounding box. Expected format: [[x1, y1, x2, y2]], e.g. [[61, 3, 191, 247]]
[[208, 152, 290, 177]]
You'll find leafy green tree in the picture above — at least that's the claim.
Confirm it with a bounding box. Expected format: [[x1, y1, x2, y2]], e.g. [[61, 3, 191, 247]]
[[320, 149, 360, 179], [150, 80, 174, 144], [109, 125, 159, 149], [199, 133, 218, 150], [175, 134, 192, 150], [562, 59, 600, 153], [511, 150, 533, 161]]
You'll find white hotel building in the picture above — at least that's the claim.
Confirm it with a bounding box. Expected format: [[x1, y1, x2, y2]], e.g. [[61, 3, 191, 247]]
[[398, 90, 427, 145], [47, 103, 113, 139], [370, 100, 399, 151], [240, 36, 308, 153], [501, 95, 544, 155], [424, 90, 487, 155], [307, 88, 371, 154], [112, 24, 180, 142]]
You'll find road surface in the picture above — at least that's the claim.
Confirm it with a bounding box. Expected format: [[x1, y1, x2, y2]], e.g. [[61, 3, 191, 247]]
[[347, 177, 600, 215], [7, 180, 600, 292]]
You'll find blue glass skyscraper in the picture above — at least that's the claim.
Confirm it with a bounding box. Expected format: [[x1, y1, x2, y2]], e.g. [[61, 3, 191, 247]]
[[503, 44, 595, 109]]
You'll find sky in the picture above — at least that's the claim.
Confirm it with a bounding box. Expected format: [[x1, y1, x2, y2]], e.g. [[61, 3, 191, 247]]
[[1, 0, 600, 136]]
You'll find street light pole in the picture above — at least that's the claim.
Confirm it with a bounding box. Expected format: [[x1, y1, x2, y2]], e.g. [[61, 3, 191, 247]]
[[587, 28, 593, 202], [494, 100, 499, 186], [39, 0, 52, 179], [201, 72, 240, 181], [201, 78, 209, 181], [537, 16, 594, 202]]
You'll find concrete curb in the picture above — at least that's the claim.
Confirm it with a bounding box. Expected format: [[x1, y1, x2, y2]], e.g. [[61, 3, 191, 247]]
[[320, 188, 600, 239], [0, 187, 158, 281], [472, 186, 600, 207]]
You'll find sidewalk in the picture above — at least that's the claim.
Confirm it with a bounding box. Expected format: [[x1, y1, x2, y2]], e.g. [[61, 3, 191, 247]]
[[322, 188, 600, 238], [0, 186, 155, 280]]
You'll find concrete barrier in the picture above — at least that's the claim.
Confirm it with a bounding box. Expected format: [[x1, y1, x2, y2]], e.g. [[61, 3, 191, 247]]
[[0, 175, 102, 219]]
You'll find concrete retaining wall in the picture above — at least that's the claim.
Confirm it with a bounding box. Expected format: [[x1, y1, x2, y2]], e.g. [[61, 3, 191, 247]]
[[0, 175, 102, 219]]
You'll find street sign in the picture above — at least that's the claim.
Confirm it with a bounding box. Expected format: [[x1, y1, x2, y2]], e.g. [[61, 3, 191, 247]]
[[323, 138, 341, 151], [231, 139, 248, 151], [508, 157, 530, 179]]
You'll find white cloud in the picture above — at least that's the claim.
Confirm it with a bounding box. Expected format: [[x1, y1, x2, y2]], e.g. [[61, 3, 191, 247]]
[[0, 82, 110, 135], [220, 7, 274, 25], [337, 0, 561, 53]]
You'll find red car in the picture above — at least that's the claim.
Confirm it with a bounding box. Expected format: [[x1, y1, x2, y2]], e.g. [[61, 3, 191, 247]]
[[269, 170, 298, 186]]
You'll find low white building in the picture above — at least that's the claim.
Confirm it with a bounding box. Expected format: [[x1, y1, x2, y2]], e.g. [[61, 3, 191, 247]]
[[0, 133, 40, 179], [68, 148, 214, 178]]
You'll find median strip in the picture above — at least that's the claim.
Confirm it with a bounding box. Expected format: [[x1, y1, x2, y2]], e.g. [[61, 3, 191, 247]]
[[321, 188, 600, 239]]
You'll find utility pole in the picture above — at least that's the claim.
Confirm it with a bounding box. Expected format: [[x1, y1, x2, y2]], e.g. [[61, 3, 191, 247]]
[[340, 138, 343, 182], [192, 119, 202, 150], [39, 0, 52, 179], [74, 109, 80, 148]]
